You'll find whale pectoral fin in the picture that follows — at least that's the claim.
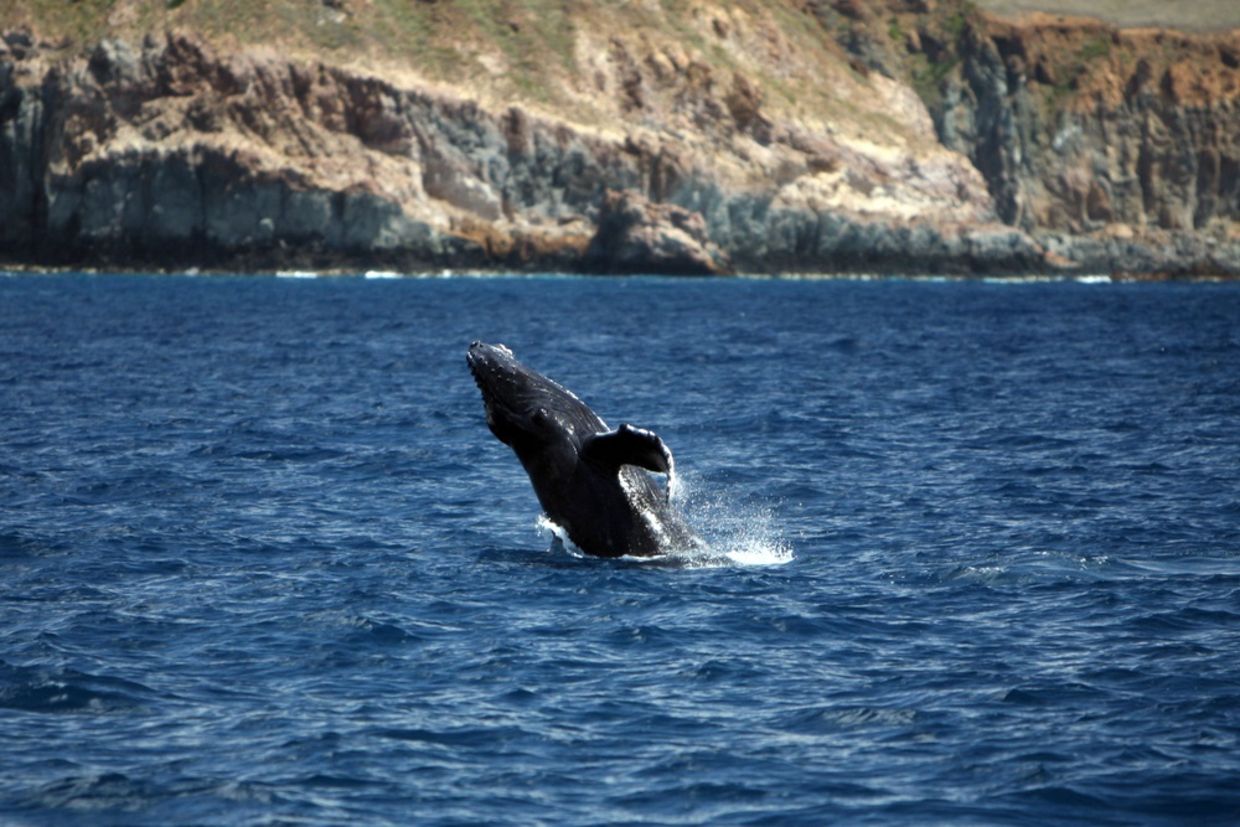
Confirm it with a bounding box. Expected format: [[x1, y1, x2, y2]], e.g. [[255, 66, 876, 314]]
[[581, 423, 674, 476]]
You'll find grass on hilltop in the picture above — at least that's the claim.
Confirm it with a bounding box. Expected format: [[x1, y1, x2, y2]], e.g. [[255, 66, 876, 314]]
[[974, 0, 1240, 31]]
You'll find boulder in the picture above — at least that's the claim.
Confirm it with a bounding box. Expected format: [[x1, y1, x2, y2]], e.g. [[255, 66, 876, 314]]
[[585, 189, 730, 275]]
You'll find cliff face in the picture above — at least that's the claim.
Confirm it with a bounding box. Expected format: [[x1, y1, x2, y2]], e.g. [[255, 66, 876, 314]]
[[1, 1, 1238, 276], [942, 18, 1239, 249], [816, 0, 1240, 275]]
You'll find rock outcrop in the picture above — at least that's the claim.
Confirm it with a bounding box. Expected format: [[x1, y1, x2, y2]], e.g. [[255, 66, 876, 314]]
[[584, 189, 729, 275], [1, 0, 1237, 276]]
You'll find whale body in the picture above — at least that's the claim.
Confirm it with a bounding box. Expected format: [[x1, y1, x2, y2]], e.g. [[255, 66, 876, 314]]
[[466, 341, 697, 558]]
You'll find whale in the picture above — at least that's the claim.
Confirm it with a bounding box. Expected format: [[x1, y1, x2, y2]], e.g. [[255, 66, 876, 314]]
[[466, 341, 698, 558]]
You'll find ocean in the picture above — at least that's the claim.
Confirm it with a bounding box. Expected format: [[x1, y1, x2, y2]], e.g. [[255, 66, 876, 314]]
[[2, 272, 1238, 825]]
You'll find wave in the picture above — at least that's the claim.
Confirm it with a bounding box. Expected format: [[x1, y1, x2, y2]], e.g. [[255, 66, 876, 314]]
[[0, 661, 163, 713]]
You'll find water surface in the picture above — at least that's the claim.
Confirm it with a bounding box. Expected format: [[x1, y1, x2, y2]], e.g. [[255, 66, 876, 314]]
[[2, 273, 1238, 824]]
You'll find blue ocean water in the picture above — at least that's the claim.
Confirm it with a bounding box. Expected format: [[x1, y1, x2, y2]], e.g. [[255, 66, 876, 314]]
[[1, 272, 1239, 826]]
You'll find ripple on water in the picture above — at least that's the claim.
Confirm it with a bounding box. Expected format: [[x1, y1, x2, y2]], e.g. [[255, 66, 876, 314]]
[[0, 663, 165, 714]]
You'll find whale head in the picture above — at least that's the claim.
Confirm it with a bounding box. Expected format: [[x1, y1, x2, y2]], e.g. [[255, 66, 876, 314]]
[[466, 341, 603, 456]]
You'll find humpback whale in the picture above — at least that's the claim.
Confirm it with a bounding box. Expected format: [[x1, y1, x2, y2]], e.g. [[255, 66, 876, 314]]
[[466, 341, 698, 558]]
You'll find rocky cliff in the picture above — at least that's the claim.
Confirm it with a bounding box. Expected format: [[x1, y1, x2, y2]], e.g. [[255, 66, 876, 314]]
[[813, 0, 1240, 276], [1, 1, 1237, 276]]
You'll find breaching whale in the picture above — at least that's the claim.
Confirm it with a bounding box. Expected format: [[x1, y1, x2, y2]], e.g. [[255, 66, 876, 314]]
[[466, 341, 698, 558]]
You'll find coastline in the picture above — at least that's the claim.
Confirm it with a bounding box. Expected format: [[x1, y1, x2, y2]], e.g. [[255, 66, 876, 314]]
[[3, 5, 1237, 283], [4, 261, 1236, 284]]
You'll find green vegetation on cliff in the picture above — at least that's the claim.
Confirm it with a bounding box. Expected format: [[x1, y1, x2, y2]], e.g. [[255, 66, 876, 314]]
[[2, 0, 901, 134]]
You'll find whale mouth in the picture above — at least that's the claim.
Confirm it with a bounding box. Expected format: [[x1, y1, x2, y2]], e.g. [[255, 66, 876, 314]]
[[466, 343, 499, 427]]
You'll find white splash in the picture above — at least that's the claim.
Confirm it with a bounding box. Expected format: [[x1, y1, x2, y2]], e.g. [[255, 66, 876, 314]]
[[669, 471, 794, 568], [666, 466, 685, 503], [536, 515, 587, 557]]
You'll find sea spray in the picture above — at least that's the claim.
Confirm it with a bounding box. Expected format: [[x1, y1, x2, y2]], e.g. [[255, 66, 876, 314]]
[[668, 470, 793, 568]]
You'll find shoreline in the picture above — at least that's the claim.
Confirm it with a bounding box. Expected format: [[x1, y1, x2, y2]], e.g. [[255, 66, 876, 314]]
[[5, 19, 1238, 290], [4, 262, 1237, 284]]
